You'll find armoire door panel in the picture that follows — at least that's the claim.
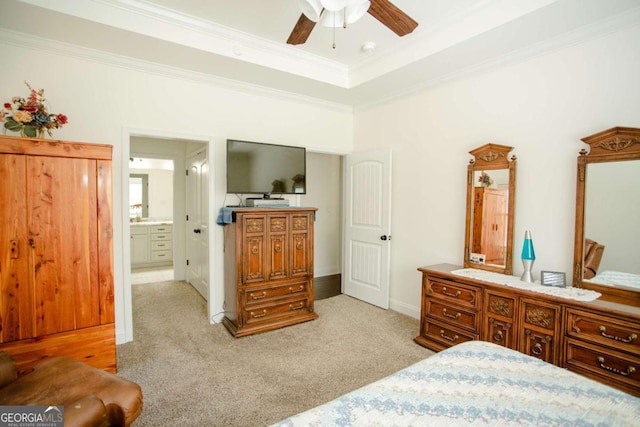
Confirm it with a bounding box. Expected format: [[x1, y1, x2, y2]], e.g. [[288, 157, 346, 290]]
[[244, 236, 265, 283], [269, 234, 288, 280], [291, 232, 310, 276], [0, 154, 32, 342], [97, 160, 115, 325], [28, 156, 100, 336], [0, 136, 115, 374]]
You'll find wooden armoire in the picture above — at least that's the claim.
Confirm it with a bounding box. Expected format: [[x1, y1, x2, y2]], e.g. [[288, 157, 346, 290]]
[[472, 187, 508, 265], [222, 207, 318, 337], [0, 135, 115, 374]]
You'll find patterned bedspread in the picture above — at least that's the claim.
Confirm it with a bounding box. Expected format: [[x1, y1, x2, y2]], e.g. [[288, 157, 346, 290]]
[[272, 341, 640, 426], [590, 270, 640, 289]]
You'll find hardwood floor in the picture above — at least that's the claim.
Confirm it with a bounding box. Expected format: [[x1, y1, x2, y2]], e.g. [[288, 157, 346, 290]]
[[315, 274, 341, 300]]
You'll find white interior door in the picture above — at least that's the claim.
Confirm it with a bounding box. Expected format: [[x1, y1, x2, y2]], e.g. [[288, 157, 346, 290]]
[[186, 150, 209, 299], [343, 149, 392, 309]]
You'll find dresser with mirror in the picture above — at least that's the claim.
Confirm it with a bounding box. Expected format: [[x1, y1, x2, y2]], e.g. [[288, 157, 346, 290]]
[[415, 131, 640, 396], [573, 127, 640, 306]]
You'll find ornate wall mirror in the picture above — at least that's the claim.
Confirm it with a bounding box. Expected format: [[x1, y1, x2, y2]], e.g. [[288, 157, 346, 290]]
[[573, 127, 640, 306], [464, 144, 517, 275]]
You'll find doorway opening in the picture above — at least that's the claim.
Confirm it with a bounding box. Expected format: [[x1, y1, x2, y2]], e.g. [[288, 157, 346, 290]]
[[122, 131, 213, 345], [129, 156, 175, 284]]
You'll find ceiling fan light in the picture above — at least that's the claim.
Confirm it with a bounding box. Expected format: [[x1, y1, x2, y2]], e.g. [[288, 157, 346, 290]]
[[299, 0, 323, 22], [319, 0, 348, 12], [345, 0, 370, 24], [319, 10, 345, 28]]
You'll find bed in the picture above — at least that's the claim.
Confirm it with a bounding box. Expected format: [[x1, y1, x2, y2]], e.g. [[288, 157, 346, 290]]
[[272, 341, 640, 426], [589, 270, 640, 290]]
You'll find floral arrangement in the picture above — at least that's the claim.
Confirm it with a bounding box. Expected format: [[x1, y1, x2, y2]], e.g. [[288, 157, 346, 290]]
[[1, 81, 68, 138], [478, 171, 494, 187]]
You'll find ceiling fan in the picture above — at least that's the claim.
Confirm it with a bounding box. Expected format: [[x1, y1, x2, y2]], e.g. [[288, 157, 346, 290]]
[[287, 0, 418, 46]]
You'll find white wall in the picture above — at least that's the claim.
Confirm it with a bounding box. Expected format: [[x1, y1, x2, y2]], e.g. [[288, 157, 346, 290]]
[[354, 23, 640, 317], [301, 152, 343, 277], [0, 37, 353, 344]]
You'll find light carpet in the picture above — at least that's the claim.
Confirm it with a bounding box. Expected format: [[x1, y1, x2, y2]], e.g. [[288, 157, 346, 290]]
[[116, 280, 433, 426]]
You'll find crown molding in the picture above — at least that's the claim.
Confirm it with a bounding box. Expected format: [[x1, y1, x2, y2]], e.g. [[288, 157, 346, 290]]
[[18, 0, 351, 87], [348, 0, 560, 87], [353, 5, 640, 112], [0, 28, 353, 113]]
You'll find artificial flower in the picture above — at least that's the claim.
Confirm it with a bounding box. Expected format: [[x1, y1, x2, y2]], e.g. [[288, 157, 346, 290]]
[[1, 81, 68, 137]]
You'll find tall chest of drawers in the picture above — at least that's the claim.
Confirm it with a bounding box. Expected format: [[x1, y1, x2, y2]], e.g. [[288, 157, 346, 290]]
[[222, 208, 318, 337], [415, 264, 640, 395]]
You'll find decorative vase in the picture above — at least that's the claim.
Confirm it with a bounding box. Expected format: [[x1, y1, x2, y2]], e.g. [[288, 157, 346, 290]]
[[521, 230, 536, 282], [19, 127, 46, 139]]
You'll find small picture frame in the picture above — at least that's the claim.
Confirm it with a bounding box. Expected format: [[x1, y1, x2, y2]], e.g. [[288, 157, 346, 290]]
[[470, 253, 486, 265], [541, 271, 566, 288]]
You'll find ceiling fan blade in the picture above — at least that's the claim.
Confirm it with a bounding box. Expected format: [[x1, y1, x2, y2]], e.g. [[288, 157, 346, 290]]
[[287, 14, 316, 45], [368, 0, 418, 37]]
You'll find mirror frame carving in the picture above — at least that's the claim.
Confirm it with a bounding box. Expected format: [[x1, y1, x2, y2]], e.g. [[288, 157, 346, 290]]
[[573, 126, 640, 306], [464, 143, 517, 275]]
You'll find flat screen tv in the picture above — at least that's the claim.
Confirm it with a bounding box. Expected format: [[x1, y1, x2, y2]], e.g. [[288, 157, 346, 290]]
[[226, 139, 306, 196]]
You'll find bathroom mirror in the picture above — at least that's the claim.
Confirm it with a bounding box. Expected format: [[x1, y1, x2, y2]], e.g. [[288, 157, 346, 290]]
[[129, 174, 149, 219], [573, 127, 640, 306], [463, 143, 517, 275]]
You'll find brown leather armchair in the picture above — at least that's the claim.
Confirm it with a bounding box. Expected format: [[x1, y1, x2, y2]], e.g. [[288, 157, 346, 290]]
[[583, 238, 605, 279], [0, 352, 142, 427]]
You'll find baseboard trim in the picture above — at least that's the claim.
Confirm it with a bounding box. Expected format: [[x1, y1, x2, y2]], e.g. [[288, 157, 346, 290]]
[[390, 298, 420, 319], [314, 274, 341, 300]]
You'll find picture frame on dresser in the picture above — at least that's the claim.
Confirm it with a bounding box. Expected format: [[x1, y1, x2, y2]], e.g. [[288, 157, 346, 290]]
[[541, 271, 566, 288]]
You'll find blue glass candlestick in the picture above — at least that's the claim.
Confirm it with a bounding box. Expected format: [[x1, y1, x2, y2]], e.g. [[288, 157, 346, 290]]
[[521, 230, 536, 282]]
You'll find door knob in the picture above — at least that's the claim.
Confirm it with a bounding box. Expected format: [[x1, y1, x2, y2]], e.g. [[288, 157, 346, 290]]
[[380, 235, 391, 241], [194, 228, 201, 234]]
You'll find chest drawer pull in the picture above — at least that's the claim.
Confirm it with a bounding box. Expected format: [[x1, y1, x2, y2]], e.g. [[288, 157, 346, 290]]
[[596, 356, 636, 377], [442, 308, 461, 319], [599, 326, 637, 343], [289, 302, 304, 311], [441, 287, 461, 298], [289, 285, 304, 293], [250, 291, 267, 300], [440, 330, 459, 342], [250, 309, 267, 319]]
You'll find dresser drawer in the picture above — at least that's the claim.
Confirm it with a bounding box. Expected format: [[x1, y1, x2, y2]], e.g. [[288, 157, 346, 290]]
[[565, 337, 640, 395], [426, 300, 479, 332], [151, 233, 172, 241], [244, 281, 309, 306], [421, 318, 478, 349], [150, 225, 172, 233], [520, 298, 560, 334], [243, 298, 309, 325], [426, 276, 481, 310], [151, 250, 172, 262], [566, 309, 640, 355], [151, 241, 172, 251], [486, 291, 516, 320]]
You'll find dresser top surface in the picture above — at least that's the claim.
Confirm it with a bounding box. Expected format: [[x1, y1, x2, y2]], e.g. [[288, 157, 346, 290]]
[[419, 263, 640, 319]]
